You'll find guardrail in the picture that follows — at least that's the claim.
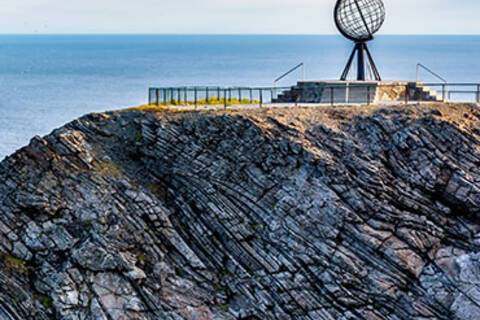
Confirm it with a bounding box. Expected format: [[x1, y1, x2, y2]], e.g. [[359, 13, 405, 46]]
[[274, 63, 305, 87], [423, 83, 480, 102], [416, 63, 448, 84], [148, 83, 480, 108], [148, 86, 291, 108]]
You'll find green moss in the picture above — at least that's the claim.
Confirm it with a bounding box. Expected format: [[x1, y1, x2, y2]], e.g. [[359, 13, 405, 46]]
[[137, 254, 146, 265], [81, 219, 94, 228], [33, 293, 53, 309], [218, 303, 229, 312], [175, 266, 186, 277], [3, 255, 29, 274], [251, 222, 261, 231], [134, 130, 143, 143], [147, 183, 167, 201]]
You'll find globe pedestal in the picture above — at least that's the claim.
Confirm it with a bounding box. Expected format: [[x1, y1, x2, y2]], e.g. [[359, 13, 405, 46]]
[[273, 81, 441, 104], [341, 42, 381, 81]]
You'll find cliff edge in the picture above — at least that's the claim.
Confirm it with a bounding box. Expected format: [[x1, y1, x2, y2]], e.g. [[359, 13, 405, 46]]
[[0, 104, 480, 320]]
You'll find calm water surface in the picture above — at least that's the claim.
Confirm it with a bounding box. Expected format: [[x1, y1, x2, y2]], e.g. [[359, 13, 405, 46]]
[[1, 35, 479, 159]]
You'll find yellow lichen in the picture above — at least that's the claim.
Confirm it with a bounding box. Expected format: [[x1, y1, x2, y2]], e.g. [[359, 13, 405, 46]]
[[94, 160, 122, 178]]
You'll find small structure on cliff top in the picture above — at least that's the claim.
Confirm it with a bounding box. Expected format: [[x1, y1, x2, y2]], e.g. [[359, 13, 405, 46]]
[[334, 0, 385, 81]]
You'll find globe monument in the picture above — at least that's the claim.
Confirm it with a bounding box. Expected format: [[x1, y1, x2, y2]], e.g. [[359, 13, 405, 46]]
[[335, 0, 385, 81], [267, 0, 440, 104]]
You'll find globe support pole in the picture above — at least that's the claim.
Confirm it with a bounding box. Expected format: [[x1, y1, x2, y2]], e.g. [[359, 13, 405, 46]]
[[340, 45, 357, 81], [357, 42, 366, 81], [340, 42, 381, 81], [364, 44, 381, 81]]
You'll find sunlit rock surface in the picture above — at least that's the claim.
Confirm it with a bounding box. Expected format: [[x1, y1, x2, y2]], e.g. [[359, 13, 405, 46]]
[[0, 104, 480, 319]]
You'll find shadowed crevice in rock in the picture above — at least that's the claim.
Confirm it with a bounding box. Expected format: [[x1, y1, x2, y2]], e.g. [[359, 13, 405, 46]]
[[0, 104, 479, 319]]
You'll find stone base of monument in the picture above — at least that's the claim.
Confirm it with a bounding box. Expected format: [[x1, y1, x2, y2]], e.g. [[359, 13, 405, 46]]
[[274, 81, 441, 104]]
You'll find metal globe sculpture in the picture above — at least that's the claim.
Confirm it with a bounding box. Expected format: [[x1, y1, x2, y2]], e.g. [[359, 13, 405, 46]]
[[334, 0, 386, 81]]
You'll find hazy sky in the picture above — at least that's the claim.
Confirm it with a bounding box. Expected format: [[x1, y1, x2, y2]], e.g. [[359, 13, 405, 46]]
[[0, 0, 478, 34]]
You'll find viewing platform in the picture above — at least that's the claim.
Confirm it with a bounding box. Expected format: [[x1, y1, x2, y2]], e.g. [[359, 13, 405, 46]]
[[148, 81, 480, 109], [272, 81, 440, 104]]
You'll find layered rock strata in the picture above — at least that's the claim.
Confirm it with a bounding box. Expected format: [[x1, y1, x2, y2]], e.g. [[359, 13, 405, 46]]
[[0, 104, 479, 319]]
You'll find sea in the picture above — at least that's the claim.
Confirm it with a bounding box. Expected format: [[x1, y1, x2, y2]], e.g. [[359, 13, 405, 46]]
[[0, 35, 479, 159]]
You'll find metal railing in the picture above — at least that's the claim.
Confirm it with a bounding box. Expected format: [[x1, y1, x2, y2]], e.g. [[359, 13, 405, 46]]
[[148, 86, 291, 108], [416, 63, 448, 83], [148, 82, 480, 109], [426, 83, 480, 102], [274, 63, 305, 87]]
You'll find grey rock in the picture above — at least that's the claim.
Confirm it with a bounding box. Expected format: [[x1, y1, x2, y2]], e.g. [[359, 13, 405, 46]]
[[0, 104, 479, 319]]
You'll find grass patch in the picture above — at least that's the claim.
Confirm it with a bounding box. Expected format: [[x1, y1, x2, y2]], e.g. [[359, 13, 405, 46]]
[[173, 97, 260, 106], [138, 96, 260, 108], [132, 104, 169, 112]]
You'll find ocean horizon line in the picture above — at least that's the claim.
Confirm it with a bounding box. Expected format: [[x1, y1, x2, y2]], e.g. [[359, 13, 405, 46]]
[[0, 33, 479, 37]]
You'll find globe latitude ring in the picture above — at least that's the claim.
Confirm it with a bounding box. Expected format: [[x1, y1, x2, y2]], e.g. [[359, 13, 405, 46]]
[[335, 0, 386, 42]]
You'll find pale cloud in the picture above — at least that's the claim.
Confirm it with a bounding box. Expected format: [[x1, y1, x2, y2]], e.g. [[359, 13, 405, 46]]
[[0, 0, 477, 34]]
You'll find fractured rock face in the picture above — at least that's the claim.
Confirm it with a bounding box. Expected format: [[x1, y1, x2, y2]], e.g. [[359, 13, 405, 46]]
[[0, 104, 480, 319]]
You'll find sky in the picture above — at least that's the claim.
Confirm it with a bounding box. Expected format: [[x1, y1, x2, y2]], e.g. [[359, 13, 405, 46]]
[[0, 0, 478, 35]]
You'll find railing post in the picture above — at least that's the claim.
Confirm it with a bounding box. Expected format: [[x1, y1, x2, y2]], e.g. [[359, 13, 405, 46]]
[[442, 84, 446, 102], [239, 88, 242, 102], [477, 85, 480, 103], [217, 87, 220, 102], [149, 89, 154, 105], [184, 88, 187, 105], [194, 88, 198, 109], [259, 89, 263, 107], [224, 89, 227, 110], [206, 88, 209, 104], [367, 86, 370, 105], [250, 89, 253, 104], [346, 83, 350, 104], [163, 89, 167, 104], [405, 85, 409, 104], [330, 87, 334, 106]]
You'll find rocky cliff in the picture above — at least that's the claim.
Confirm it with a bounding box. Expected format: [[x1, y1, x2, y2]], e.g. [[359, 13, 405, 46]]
[[0, 104, 480, 320]]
